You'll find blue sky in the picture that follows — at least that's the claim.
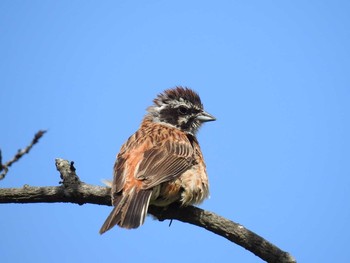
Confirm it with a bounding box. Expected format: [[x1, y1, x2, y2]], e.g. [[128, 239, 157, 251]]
[[1, 1, 349, 262]]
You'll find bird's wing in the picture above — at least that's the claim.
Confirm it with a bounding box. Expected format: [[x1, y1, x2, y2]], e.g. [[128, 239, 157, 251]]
[[111, 128, 194, 201], [136, 139, 194, 189]]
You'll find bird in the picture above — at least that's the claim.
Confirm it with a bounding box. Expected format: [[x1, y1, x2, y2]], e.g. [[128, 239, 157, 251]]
[[100, 86, 215, 233]]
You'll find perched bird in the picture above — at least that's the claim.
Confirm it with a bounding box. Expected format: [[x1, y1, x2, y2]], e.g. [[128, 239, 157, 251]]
[[100, 86, 215, 233]]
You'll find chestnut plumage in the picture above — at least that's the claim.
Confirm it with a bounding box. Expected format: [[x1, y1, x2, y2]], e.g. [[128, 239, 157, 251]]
[[100, 86, 215, 233]]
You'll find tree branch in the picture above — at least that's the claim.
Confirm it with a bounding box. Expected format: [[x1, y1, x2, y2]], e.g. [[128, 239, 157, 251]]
[[0, 130, 46, 180], [0, 158, 296, 263]]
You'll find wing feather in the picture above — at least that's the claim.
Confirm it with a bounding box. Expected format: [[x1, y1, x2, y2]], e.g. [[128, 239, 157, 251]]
[[112, 126, 195, 195], [137, 140, 194, 189]]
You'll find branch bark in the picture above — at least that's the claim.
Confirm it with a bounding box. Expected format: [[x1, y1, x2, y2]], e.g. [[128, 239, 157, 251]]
[[0, 158, 296, 263]]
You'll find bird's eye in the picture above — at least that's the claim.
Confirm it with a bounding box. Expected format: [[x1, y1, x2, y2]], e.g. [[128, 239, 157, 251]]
[[178, 106, 188, 115]]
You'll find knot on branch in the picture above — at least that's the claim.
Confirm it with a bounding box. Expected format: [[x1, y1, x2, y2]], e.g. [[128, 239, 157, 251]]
[[55, 158, 81, 187]]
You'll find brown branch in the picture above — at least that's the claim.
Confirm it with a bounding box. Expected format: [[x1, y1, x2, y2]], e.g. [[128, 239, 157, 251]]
[[149, 205, 296, 263], [0, 158, 296, 263], [0, 130, 46, 180]]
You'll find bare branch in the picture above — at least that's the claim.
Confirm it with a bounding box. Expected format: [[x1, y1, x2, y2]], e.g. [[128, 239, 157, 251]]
[[150, 205, 296, 263], [0, 158, 296, 263], [0, 130, 46, 180]]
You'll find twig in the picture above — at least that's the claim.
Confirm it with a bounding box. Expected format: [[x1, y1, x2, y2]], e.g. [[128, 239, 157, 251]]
[[0, 130, 46, 180], [0, 158, 296, 263]]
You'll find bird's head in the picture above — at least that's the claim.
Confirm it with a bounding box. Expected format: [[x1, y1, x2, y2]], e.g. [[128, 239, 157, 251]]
[[147, 86, 216, 134]]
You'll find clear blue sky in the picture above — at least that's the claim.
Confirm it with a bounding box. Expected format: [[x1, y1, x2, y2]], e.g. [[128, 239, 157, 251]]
[[1, 1, 349, 262]]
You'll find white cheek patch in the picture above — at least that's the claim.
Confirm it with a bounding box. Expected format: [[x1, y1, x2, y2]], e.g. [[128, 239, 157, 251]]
[[178, 116, 189, 125]]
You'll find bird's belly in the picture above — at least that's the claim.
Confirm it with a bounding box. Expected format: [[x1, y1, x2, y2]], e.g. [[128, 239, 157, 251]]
[[150, 180, 182, 207], [178, 166, 209, 205], [151, 165, 209, 207]]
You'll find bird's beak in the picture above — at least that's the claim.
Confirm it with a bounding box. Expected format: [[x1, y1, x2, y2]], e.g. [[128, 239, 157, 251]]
[[196, 110, 216, 122]]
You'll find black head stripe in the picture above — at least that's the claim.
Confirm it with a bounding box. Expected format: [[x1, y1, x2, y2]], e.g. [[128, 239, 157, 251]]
[[154, 86, 203, 109]]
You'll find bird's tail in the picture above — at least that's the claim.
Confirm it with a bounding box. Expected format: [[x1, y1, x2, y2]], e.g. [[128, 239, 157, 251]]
[[99, 188, 153, 234]]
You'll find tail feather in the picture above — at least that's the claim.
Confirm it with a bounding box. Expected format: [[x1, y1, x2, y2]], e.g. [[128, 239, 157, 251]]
[[100, 188, 152, 234]]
